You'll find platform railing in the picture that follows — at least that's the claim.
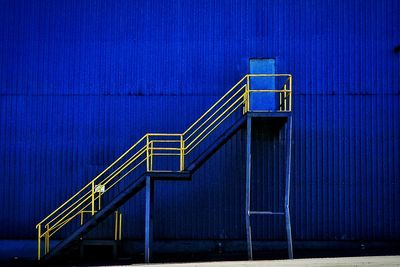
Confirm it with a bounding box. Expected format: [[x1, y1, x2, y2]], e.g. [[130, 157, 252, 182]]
[[184, 74, 292, 154], [36, 74, 292, 260]]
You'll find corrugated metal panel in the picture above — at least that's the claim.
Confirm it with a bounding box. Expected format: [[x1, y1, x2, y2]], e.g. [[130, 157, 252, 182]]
[[0, 0, 399, 241]]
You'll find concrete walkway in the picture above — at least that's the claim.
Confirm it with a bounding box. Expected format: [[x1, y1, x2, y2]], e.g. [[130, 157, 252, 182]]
[[128, 256, 400, 267]]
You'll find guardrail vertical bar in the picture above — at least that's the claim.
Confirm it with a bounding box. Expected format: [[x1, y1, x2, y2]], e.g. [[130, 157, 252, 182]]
[[91, 182, 95, 215], [180, 135, 184, 171], [119, 212, 122, 240], [114, 211, 119, 241], [284, 84, 287, 111], [243, 86, 247, 114], [246, 75, 250, 113], [289, 76, 292, 111], [146, 136, 150, 171], [45, 224, 49, 254], [37, 224, 41, 260], [245, 116, 253, 260], [149, 141, 153, 171]]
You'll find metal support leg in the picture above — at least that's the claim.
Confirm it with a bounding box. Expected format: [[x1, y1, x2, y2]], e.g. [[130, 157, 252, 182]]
[[145, 176, 154, 263], [245, 117, 253, 260], [285, 116, 293, 259]]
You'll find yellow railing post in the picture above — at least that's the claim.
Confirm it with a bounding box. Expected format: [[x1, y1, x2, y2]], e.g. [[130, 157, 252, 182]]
[[114, 210, 122, 241], [246, 75, 250, 113], [37, 224, 41, 260], [114, 211, 118, 241], [284, 83, 287, 111], [80, 211, 84, 225], [91, 181, 95, 215], [289, 75, 292, 111], [119, 212, 122, 240], [180, 135, 184, 171], [45, 224, 49, 254], [146, 135, 150, 172], [243, 87, 247, 114], [149, 142, 154, 171]]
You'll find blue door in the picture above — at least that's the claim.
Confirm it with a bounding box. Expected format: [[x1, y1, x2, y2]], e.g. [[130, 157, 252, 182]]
[[249, 59, 277, 111]]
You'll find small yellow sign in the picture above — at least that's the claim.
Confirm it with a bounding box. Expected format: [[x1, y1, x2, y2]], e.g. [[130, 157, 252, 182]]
[[94, 184, 105, 193]]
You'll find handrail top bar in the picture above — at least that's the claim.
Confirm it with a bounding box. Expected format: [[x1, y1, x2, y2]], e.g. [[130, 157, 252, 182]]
[[249, 89, 292, 92], [246, 74, 292, 77], [147, 133, 182, 137], [149, 140, 181, 143]]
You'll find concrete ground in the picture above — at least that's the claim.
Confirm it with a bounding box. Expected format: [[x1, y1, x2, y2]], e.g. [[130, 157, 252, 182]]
[[127, 256, 400, 267]]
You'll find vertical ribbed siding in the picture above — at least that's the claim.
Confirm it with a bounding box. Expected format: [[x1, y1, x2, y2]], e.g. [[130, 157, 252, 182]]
[[0, 0, 399, 241]]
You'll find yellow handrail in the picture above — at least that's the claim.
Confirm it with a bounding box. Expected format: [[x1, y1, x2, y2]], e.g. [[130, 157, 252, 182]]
[[36, 134, 148, 226], [36, 73, 292, 260], [185, 91, 246, 150], [183, 75, 248, 135], [43, 143, 148, 229], [184, 84, 246, 142]]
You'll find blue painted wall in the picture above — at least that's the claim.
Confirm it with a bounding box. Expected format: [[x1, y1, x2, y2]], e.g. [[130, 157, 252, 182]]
[[0, 0, 399, 242]]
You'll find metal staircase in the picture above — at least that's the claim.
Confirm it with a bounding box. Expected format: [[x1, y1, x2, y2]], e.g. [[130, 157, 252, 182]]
[[36, 74, 293, 262]]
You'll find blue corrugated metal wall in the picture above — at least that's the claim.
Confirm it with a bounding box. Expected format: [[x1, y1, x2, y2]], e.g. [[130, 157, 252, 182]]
[[0, 0, 399, 241]]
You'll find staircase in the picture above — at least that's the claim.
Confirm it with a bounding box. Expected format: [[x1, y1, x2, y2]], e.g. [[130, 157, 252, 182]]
[[36, 74, 293, 262]]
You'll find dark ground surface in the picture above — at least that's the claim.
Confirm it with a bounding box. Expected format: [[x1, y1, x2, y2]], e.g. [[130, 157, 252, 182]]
[[1, 240, 399, 267]]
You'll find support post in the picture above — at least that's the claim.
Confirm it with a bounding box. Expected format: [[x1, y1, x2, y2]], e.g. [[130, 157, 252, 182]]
[[45, 224, 49, 254], [119, 212, 122, 240], [114, 211, 119, 241], [245, 116, 253, 260], [145, 176, 154, 263], [37, 224, 41, 260], [285, 116, 293, 259]]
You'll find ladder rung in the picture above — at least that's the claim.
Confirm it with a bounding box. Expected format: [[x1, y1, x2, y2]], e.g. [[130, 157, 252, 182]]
[[249, 211, 285, 215]]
